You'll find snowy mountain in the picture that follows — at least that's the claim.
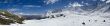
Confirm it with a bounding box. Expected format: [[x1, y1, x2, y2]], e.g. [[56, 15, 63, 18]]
[[1, 2, 110, 26], [0, 0, 110, 26], [46, 3, 110, 18], [43, 3, 110, 26]]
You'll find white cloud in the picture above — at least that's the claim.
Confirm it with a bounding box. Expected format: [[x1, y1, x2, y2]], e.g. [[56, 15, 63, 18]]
[[106, 0, 110, 3], [14, 12, 42, 15], [23, 5, 41, 7], [81, 1, 89, 5], [66, 2, 83, 7], [14, 12, 26, 15], [7, 8, 21, 15], [7, 8, 19, 12], [0, 0, 9, 3], [101, 0, 106, 1], [93, 0, 97, 1], [44, 0, 59, 4], [100, 0, 110, 3]]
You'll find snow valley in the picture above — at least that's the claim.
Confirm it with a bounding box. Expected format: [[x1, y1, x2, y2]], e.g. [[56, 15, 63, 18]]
[[0, 0, 110, 26], [0, 2, 110, 26]]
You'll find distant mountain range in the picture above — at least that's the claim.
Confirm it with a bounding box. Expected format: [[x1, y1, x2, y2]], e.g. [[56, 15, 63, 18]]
[[22, 15, 46, 20]]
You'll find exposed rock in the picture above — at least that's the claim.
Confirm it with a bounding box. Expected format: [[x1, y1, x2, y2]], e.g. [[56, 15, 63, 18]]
[[82, 22, 85, 25], [0, 10, 25, 25], [103, 20, 106, 22]]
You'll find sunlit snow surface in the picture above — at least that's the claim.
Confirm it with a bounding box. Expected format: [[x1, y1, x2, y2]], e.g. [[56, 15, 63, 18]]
[[1, 2, 110, 26], [0, 14, 110, 26]]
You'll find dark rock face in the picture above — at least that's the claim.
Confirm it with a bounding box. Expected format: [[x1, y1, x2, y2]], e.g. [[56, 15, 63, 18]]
[[82, 22, 85, 25], [103, 20, 106, 22], [0, 10, 24, 25]]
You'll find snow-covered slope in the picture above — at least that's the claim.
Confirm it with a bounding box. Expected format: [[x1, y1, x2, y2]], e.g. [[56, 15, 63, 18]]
[[1, 2, 110, 26], [1, 13, 110, 26]]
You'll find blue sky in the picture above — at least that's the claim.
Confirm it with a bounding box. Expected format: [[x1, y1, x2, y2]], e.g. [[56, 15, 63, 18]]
[[0, 0, 108, 15]]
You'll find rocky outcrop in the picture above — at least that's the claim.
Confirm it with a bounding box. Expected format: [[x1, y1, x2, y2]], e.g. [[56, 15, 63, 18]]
[[0, 10, 24, 25]]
